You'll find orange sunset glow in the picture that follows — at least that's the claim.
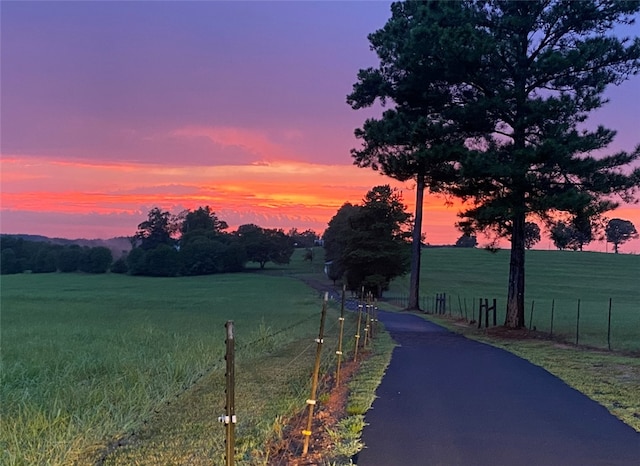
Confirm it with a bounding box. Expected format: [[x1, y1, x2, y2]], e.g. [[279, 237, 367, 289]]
[[1, 155, 467, 243], [2, 1, 639, 253]]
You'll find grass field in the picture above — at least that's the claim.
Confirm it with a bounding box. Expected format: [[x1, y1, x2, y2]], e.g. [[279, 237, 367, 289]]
[[0, 266, 356, 465], [387, 248, 640, 351], [2, 247, 638, 464]]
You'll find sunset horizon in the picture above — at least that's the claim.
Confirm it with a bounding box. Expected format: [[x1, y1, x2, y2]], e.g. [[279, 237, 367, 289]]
[[2, 1, 639, 252]]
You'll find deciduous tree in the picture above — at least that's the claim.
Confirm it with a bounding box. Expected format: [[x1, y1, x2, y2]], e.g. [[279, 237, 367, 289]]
[[134, 207, 177, 250], [605, 218, 639, 253], [524, 223, 541, 250], [324, 185, 412, 297], [235, 224, 294, 269], [455, 234, 478, 248]]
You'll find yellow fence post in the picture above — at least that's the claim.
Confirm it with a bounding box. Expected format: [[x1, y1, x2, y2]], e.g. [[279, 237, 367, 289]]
[[302, 292, 328, 456]]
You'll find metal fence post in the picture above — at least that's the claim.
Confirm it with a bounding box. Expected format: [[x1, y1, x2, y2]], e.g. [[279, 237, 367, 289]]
[[336, 285, 346, 385], [529, 300, 535, 330], [354, 303, 363, 362], [576, 299, 581, 346], [218, 321, 235, 466], [302, 292, 328, 456], [607, 298, 612, 351]]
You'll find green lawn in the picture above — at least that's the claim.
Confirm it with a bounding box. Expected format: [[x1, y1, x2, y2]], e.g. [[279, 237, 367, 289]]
[[387, 248, 640, 351], [0, 270, 350, 465]]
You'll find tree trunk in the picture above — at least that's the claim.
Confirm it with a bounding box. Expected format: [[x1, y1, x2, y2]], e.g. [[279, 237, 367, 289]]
[[505, 209, 526, 328], [407, 175, 425, 311]]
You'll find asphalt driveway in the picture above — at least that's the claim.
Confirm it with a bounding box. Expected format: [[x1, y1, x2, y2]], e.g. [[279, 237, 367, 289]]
[[356, 311, 640, 465]]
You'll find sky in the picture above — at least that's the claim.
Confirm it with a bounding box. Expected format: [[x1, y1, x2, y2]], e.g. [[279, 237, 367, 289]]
[[1, 1, 639, 252]]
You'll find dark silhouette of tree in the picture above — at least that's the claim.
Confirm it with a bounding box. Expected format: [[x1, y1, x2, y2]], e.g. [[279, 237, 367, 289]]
[[323, 203, 360, 283], [347, 1, 477, 309], [445, 1, 640, 327], [550, 218, 595, 251], [550, 222, 573, 251], [524, 223, 541, 250], [57, 246, 82, 272], [179, 206, 228, 246], [288, 228, 319, 249], [605, 218, 639, 253], [455, 234, 478, 248], [324, 185, 412, 297], [134, 207, 177, 250], [235, 224, 294, 269], [79, 247, 113, 274], [110, 256, 128, 274], [1, 248, 22, 274]]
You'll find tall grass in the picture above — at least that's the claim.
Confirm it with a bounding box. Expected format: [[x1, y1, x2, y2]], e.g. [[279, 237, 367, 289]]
[[387, 248, 640, 351], [0, 272, 330, 465]]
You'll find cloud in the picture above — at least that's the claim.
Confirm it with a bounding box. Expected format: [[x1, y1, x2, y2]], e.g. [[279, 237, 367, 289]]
[[170, 125, 303, 163]]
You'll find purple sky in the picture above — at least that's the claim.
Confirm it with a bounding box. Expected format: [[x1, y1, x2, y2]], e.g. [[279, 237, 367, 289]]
[[1, 1, 639, 251]]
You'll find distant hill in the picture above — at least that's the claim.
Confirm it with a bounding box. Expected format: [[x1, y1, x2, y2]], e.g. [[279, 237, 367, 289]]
[[1, 234, 132, 258]]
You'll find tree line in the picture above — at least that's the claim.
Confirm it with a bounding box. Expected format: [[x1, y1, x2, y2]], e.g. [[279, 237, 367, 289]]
[[454, 218, 638, 252], [0, 236, 114, 275], [0, 207, 319, 276]]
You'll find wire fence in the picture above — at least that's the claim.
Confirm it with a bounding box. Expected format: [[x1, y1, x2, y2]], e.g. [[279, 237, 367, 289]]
[[219, 288, 378, 464], [385, 293, 640, 353]]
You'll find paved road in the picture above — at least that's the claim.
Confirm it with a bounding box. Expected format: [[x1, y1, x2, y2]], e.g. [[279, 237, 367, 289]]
[[356, 311, 640, 465]]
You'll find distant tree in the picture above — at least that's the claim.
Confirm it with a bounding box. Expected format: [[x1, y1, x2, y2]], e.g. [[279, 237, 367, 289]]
[[550, 222, 573, 250], [550, 218, 595, 251], [605, 218, 639, 254], [32, 247, 58, 273], [180, 237, 228, 275], [78, 246, 112, 274], [323, 203, 360, 282], [455, 234, 477, 248], [127, 247, 149, 275], [1, 248, 23, 274], [134, 207, 176, 250], [110, 256, 129, 274], [288, 228, 319, 248], [235, 224, 294, 269], [524, 223, 541, 250], [324, 185, 412, 297], [57, 245, 82, 272], [221, 242, 247, 273], [145, 244, 180, 277], [179, 206, 228, 246]]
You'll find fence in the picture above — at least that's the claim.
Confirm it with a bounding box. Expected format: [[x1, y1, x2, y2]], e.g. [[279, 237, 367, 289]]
[[386, 292, 639, 352], [220, 288, 378, 464]]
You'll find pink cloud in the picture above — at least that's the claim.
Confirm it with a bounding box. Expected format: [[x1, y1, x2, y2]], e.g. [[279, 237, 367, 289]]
[[171, 125, 303, 163]]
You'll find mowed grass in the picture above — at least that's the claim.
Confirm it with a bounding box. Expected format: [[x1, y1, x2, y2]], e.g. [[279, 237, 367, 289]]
[[388, 248, 640, 351], [0, 270, 348, 465]]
